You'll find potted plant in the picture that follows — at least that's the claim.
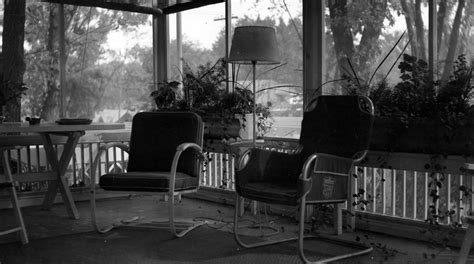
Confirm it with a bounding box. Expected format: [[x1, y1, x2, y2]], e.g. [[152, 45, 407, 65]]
[[150, 58, 273, 141]]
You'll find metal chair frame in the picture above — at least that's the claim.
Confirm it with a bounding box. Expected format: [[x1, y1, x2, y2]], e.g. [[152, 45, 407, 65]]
[[233, 95, 374, 263], [90, 113, 207, 238]]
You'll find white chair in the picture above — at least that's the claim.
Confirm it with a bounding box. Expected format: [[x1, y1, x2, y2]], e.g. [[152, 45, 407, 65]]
[[0, 147, 28, 244]]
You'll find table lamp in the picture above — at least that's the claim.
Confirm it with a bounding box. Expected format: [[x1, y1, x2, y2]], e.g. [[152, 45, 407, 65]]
[[228, 26, 280, 146]]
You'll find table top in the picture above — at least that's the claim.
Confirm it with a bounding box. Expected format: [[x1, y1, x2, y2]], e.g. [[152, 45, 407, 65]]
[[0, 122, 125, 134]]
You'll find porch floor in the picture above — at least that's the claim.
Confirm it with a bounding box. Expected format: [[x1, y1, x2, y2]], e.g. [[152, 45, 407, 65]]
[[0, 194, 468, 263]]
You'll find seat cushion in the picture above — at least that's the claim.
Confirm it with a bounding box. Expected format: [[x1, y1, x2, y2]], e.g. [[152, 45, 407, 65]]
[[99, 171, 199, 192], [238, 182, 298, 206]]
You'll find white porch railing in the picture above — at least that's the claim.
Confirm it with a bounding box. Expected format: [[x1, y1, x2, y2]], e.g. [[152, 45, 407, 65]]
[[1, 131, 472, 237]]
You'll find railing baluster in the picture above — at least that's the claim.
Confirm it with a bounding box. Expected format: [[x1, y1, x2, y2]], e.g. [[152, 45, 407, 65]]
[[391, 169, 396, 216], [88, 143, 93, 184], [362, 167, 367, 209], [112, 146, 117, 172], [218, 153, 223, 188], [224, 153, 231, 190], [105, 145, 110, 174], [458, 173, 464, 224], [16, 148, 21, 174], [413, 171, 417, 219], [80, 144, 85, 184], [35, 145, 41, 172], [424, 172, 429, 221], [96, 143, 102, 181], [466, 174, 474, 218], [213, 153, 218, 188], [372, 167, 376, 213], [231, 154, 235, 190], [382, 169, 386, 215], [447, 173, 452, 225], [26, 146, 32, 173], [208, 153, 214, 187], [402, 170, 407, 218], [435, 173, 440, 224]]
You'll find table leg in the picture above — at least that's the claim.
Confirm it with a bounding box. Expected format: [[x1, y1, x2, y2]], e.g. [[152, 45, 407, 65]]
[[40, 132, 82, 219]]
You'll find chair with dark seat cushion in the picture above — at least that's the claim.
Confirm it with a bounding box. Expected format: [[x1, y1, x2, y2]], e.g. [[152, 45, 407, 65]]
[[90, 112, 206, 237], [234, 95, 374, 263]]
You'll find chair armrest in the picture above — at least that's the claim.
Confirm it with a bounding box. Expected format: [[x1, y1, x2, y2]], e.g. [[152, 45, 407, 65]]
[[90, 142, 130, 190], [168, 142, 207, 193], [100, 142, 130, 153], [176, 142, 206, 161]]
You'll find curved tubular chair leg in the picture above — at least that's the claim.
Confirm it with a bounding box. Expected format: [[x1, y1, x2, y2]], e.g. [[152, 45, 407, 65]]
[[297, 197, 373, 264], [168, 144, 206, 238], [167, 189, 206, 238], [90, 143, 136, 233], [233, 195, 298, 248]]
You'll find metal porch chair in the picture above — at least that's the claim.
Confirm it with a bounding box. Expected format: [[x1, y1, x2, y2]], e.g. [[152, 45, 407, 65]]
[[233, 95, 374, 263], [90, 112, 206, 237]]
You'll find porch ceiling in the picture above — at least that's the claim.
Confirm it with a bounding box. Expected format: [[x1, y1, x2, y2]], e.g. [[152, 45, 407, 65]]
[[41, 0, 224, 15]]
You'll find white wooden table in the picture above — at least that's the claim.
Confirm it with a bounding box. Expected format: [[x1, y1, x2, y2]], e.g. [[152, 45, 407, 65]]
[[0, 122, 125, 219]]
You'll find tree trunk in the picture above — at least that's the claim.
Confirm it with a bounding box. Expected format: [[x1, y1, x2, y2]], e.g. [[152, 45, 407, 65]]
[[457, 1, 471, 57], [328, 0, 354, 82], [436, 0, 446, 53], [441, 0, 465, 82], [414, 0, 426, 61], [40, 4, 61, 122], [358, 0, 387, 82], [2, 0, 26, 121], [400, 0, 417, 58]]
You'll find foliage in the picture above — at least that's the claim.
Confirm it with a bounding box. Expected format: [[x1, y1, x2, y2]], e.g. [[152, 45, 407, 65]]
[[347, 53, 473, 254], [22, 3, 149, 120], [367, 54, 473, 126]]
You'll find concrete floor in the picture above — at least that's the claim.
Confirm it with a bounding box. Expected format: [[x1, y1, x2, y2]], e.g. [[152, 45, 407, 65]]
[[0, 194, 469, 263]]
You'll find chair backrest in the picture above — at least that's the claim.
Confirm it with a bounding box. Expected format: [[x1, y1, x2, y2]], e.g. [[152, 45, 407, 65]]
[[299, 95, 374, 161], [298, 95, 374, 202], [127, 112, 203, 177]]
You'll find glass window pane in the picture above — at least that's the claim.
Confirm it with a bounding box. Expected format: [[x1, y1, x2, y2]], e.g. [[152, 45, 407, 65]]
[[22, 3, 152, 122], [231, 0, 303, 138], [168, 3, 225, 79], [436, 0, 473, 81], [324, 0, 427, 94]]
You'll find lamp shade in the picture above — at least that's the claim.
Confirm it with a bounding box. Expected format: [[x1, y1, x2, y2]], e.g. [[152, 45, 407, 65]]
[[228, 26, 279, 65]]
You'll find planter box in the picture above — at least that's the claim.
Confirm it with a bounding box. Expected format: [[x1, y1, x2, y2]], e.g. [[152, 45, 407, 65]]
[[203, 116, 241, 140], [203, 114, 253, 140], [370, 116, 474, 155]]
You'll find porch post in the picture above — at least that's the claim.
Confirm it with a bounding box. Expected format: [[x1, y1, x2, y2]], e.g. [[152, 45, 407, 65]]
[[153, 0, 169, 89], [225, 0, 232, 93], [428, 0, 437, 81], [303, 0, 325, 108]]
